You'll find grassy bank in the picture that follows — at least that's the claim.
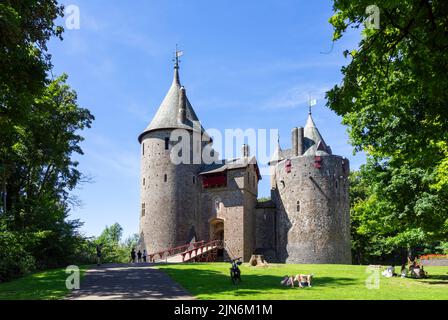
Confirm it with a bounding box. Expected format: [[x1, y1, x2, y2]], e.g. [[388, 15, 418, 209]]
[[157, 263, 448, 300], [0, 265, 88, 300]]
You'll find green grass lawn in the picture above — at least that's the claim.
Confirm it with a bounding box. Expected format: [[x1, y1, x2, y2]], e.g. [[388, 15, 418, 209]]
[[0, 265, 88, 300], [157, 263, 448, 300]]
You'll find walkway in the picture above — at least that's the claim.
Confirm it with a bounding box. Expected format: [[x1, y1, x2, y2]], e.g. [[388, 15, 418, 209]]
[[67, 263, 194, 300]]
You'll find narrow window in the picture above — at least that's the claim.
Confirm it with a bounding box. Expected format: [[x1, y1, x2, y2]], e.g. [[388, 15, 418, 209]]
[[193, 176, 196, 184], [142, 143, 145, 155], [335, 180, 338, 189], [296, 200, 301, 212], [141, 203, 145, 217], [143, 178, 145, 186], [164, 174, 167, 182], [165, 137, 169, 150]]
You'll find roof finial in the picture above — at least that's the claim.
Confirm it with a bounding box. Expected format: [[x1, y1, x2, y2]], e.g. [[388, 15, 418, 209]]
[[173, 44, 184, 69], [308, 93, 317, 115]]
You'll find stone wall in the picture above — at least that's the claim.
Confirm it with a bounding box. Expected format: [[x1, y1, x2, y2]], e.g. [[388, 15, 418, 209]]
[[199, 163, 259, 261], [140, 129, 203, 254], [255, 200, 277, 262], [139, 129, 179, 253], [273, 154, 351, 264]]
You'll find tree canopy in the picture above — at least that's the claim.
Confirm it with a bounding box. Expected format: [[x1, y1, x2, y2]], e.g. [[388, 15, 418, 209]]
[[0, 1, 94, 280], [328, 0, 448, 260]]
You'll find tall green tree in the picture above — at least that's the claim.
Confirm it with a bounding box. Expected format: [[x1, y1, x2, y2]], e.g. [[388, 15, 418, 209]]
[[1, 0, 65, 216], [328, 0, 448, 258], [0, 1, 94, 277]]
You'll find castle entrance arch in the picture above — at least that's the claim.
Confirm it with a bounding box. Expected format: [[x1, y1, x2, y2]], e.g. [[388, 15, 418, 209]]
[[209, 218, 224, 241], [209, 217, 224, 259]]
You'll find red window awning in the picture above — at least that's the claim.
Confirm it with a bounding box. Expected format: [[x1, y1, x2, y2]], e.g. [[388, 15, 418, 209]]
[[202, 174, 227, 188]]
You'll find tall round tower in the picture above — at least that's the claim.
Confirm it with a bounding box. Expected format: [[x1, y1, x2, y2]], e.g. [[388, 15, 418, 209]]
[[272, 113, 351, 264], [138, 58, 209, 254]]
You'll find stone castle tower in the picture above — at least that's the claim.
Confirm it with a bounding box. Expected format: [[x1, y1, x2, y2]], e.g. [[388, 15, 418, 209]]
[[138, 57, 351, 264], [267, 112, 351, 264], [138, 60, 211, 254]]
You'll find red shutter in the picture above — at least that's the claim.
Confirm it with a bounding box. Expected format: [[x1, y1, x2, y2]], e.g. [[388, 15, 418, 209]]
[[314, 156, 322, 169], [285, 160, 292, 173], [202, 174, 227, 188]]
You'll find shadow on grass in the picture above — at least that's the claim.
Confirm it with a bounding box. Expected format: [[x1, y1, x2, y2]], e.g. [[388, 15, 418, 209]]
[[0, 268, 69, 300], [159, 265, 358, 298], [415, 274, 448, 285]]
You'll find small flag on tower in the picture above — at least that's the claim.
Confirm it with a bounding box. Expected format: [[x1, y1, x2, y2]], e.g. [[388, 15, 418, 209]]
[[176, 50, 184, 57], [309, 99, 317, 106]]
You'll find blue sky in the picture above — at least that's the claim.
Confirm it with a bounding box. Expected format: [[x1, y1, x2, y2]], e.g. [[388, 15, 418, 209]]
[[49, 0, 365, 239]]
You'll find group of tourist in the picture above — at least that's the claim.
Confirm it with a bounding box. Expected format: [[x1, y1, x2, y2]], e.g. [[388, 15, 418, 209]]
[[130, 248, 147, 263], [280, 274, 313, 288], [95, 244, 149, 265], [382, 258, 428, 279]]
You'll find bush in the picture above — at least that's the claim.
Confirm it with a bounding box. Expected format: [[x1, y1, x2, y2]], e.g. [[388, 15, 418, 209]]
[[0, 232, 36, 282]]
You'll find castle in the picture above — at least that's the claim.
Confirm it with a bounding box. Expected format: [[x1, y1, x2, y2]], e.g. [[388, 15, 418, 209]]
[[138, 60, 352, 264]]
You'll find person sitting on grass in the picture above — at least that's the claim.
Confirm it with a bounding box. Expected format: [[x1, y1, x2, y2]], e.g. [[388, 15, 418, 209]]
[[295, 274, 313, 288], [382, 265, 397, 277], [410, 264, 428, 279], [400, 264, 408, 278], [280, 275, 294, 287], [281, 274, 313, 288]]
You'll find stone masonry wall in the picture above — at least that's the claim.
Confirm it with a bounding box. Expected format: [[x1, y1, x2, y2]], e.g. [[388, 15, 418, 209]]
[[199, 163, 259, 261], [140, 130, 179, 253], [274, 154, 351, 264], [255, 201, 277, 262]]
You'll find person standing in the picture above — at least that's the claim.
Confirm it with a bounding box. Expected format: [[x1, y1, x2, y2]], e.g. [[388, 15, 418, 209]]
[[143, 250, 147, 263], [131, 248, 136, 263], [96, 243, 103, 266], [137, 250, 142, 263]]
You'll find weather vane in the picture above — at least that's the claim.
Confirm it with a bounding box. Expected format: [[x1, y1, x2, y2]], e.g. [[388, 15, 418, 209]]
[[173, 44, 184, 68], [308, 94, 317, 114]]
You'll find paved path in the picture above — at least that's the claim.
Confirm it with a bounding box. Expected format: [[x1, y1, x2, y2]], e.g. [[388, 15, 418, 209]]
[[67, 263, 194, 300]]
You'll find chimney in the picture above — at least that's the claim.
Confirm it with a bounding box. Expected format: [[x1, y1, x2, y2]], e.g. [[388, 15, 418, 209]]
[[292, 127, 298, 156], [297, 127, 304, 155], [242, 144, 250, 157], [178, 86, 186, 123]]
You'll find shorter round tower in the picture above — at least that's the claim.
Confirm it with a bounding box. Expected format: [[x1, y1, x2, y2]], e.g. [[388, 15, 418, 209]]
[[272, 113, 351, 264]]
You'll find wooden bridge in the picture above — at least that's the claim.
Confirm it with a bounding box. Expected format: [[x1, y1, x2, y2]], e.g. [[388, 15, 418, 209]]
[[148, 240, 224, 263]]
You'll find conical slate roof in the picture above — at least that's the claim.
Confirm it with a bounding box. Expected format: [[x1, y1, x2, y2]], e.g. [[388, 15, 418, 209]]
[[303, 113, 331, 156], [138, 66, 210, 142], [269, 137, 283, 164]]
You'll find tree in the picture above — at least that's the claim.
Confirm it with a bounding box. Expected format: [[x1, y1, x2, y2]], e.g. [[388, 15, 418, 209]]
[[94, 224, 139, 263], [0, 74, 93, 270], [0, 1, 95, 279], [1, 1, 64, 188], [327, 0, 448, 259]]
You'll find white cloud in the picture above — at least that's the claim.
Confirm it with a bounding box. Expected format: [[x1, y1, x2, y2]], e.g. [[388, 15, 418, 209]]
[[81, 133, 139, 179], [262, 83, 332, 110]]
